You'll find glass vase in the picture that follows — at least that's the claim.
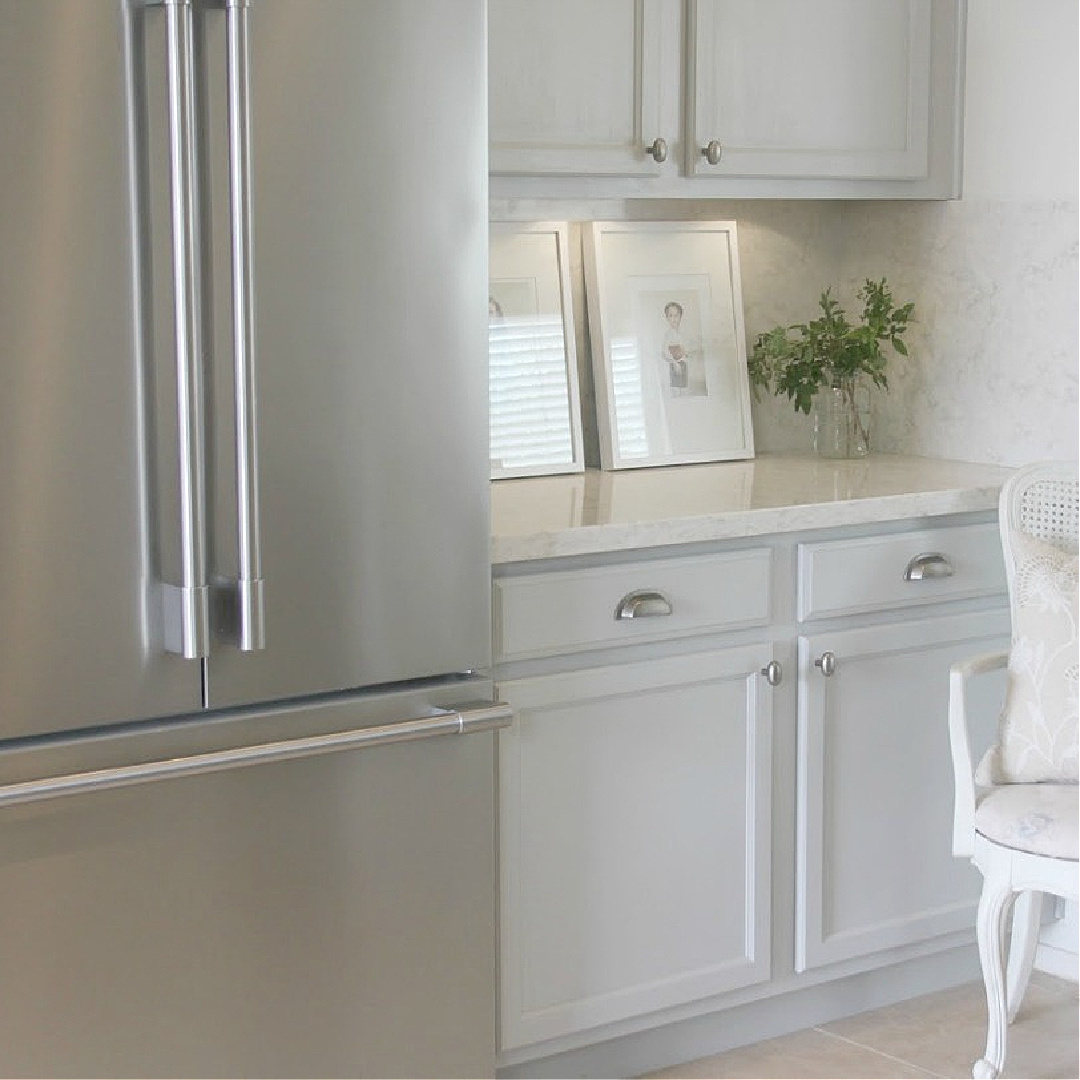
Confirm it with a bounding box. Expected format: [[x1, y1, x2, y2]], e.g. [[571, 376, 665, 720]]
[[814, 378, 871, 459]]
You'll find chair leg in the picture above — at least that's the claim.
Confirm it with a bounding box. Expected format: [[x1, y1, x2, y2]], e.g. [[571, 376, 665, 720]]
[[974, 878, 1015, 1079], [1006, 889, 1041, 1022]]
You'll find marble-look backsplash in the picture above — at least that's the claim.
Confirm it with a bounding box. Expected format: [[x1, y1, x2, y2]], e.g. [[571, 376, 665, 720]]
[[490, 196, 1079, 468], [840, 198, 1079, 466]]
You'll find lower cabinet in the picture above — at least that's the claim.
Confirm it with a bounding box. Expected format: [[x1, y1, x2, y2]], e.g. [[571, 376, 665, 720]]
[[496, 646, 774, 1050], [493, 514, 1009, 1063], [795, 611, 1010, 972]]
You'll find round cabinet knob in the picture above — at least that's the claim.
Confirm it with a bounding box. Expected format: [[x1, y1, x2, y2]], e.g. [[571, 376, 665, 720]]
[[701, 139, 722, 166], [645, 137, 668, 163], [815, 651, 837, 677], [761, 660, 783, 687]]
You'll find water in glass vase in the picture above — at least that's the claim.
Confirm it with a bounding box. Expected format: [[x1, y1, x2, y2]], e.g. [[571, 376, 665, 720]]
[[814, 378, 871, 459]]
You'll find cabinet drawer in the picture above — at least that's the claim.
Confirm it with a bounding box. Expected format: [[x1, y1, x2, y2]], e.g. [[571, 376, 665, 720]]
[[494, 549, 771, 662], [798, 523, 1006, 621]]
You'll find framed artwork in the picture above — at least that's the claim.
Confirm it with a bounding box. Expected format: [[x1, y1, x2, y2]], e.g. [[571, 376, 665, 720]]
[[488, 222, 585, 479], [583, 221, 755, 470]]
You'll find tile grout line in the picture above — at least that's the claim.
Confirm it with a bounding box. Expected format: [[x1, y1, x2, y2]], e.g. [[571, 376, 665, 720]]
[[810, 1026, 947, 1078]]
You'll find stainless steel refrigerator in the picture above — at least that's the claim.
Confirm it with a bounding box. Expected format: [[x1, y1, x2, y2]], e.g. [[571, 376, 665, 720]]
[[0, 1, 502, 1075]]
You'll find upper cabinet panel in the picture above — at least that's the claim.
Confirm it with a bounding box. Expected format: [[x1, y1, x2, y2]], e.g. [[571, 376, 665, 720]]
[[690, 0, 931, 180], [488, 0, 682, 177], [488, 0, 965, 199]]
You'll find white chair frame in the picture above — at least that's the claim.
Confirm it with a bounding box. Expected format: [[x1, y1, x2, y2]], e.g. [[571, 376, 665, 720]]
[[948, 461, 1079, 1080]]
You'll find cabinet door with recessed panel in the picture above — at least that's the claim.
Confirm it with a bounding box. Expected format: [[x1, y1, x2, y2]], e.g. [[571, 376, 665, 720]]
[[488, 0, 681, 178], [795, 612, 1010, 972], [690, 0, 934, 180], [497, 646, 774, 1051]]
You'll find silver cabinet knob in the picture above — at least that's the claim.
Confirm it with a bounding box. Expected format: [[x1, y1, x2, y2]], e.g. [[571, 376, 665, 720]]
[[903, 552, 954, 581], [814, 651, 837, 677], [645, 137, 668, 163], [614, 589, 673, 620], [701, 139, 722, 165], [761, 660, 783, 687]]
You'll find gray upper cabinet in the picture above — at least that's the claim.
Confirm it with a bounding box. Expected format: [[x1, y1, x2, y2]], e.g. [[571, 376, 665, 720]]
[[489, 0, 965, 199], [488, 0, 682, 179]]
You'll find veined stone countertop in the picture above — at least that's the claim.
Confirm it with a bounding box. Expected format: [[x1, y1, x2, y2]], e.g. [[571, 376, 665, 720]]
[[490, 455, 1013, 566]]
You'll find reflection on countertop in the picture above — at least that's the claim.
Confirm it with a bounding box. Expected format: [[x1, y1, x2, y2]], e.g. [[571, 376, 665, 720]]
[[490, 454, 1013, 565]]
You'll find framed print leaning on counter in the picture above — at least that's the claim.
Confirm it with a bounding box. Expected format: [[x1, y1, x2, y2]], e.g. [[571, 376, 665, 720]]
[[488, 222, 585, 479], [584, 221, 755, 470]]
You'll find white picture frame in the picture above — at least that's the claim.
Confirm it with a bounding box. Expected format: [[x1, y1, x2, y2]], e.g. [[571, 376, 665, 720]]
[[488, 222, 585, 479], [584, 221, 755, 470]]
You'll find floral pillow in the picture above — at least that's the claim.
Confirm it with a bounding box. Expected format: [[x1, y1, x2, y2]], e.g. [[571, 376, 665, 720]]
[[976, 531, 1079, 785]]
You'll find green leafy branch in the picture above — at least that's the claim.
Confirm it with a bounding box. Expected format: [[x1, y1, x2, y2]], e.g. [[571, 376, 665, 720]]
[[747, 278, 914, 415]]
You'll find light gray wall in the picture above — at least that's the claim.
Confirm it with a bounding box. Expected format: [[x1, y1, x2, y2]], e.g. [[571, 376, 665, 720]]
[[838, 0, 1079, 466]]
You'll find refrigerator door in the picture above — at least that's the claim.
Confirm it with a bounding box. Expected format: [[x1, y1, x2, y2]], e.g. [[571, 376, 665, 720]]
[[0, 2, 203, 739], [201, 0, 492, 707], [0, 685, 504, 1077]]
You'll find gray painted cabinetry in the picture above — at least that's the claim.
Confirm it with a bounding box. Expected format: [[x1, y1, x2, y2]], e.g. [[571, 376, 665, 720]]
[[493, 506, 1008, 1075]]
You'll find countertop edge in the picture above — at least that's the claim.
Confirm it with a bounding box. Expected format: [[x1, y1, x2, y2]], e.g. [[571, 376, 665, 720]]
[[491, 481, 1005, 567]]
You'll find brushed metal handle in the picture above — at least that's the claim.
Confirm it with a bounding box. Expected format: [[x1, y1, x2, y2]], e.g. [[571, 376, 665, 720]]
[[161, 0, 209, 659], [701, 139, 722, 165], [645, 137, 668, 163], [225, 0, 265, 651], [614, 589, 673, 620], [903, 552, 954, 581], [815, 651, 837, 677], [0, 703, 514, 810], [761, 660, 783, 687]]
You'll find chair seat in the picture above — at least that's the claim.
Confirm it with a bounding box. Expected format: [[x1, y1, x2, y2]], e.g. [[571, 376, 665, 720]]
[[975, 783, 1079, 860]]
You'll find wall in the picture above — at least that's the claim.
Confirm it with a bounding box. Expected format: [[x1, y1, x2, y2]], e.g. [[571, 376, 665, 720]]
[[840, 0, 1079, 466]]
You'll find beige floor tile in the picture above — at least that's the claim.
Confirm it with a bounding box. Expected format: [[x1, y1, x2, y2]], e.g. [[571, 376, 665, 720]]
[[641, 1026, 938, 1079], [642, 977, 1078, 1079], [1029, 970, 1080, 1000], [821, 976, 1079, 1080]]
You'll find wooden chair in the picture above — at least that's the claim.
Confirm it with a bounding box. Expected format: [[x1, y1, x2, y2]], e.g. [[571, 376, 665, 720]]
[[949, 461, 1079, 1079]]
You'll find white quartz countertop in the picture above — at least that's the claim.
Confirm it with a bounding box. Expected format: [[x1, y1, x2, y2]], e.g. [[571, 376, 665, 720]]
[[490, 455, 1013, 565]]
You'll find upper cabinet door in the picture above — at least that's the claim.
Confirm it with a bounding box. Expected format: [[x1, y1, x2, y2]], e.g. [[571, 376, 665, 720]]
[[489, 0, 682, 177], [690, 0, 932, 180], [489, 0, 963, 198]]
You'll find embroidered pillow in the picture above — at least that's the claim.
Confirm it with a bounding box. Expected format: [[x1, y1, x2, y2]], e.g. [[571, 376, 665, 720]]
[[976, 532, 1079, 785]]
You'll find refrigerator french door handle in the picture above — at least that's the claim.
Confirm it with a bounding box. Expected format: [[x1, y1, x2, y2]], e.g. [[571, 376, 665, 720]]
[[159, 0, 210, 660], [0, 703, 513, 810], [225, 0, 265, 651]]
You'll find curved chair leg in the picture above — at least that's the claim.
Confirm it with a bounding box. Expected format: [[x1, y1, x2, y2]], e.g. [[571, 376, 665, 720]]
[[974, 878, 1016, 1079], [1006, 889, 1041, 1022]]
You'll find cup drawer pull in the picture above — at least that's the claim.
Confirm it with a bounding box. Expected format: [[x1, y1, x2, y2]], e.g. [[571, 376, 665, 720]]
[[614, 589, 674, 620], [903, 552, 954, 581]]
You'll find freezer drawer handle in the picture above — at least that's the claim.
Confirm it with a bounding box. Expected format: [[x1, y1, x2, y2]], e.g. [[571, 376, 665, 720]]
[[0, 703, 513, 810], [224, 0, 265, 651], [160, 0, 210, 659]]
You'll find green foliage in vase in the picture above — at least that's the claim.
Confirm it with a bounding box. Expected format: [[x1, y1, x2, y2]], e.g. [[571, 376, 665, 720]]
[[747, 278, 915, 415]]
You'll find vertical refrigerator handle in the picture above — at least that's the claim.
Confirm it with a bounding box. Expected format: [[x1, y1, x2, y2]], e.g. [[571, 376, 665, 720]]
[[160, 0, 210, 659], [225, 0, 265, 651]]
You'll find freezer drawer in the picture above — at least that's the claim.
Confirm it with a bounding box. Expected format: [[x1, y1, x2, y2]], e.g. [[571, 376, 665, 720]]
[[0, 710, 500, 1078]]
